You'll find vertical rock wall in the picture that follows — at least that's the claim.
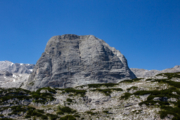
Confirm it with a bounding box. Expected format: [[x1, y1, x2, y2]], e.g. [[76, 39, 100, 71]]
[[25, 34, 136, 90]]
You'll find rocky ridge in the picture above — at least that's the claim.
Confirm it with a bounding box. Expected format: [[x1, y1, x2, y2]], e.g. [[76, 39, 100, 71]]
[[0, 61, 34, 74], [0, 61, 34, 88], [131, 65, 180, 78]]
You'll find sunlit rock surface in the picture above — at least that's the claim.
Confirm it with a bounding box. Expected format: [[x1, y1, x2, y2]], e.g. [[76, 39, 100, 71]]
[[25, 34, 136, 90], [131, 65, 180, 78]]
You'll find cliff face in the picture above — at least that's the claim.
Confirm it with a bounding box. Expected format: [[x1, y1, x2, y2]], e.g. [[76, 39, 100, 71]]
[[25, 34, 136, 90]]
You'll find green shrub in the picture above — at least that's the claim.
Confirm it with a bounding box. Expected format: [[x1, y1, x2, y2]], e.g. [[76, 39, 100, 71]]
[[9, 106, 26, 115], [86, 111, 97, 115], [87, 83, 118, 88], [30, 90, 55, 104], [68, 94, 74, 96], [63, 88, 86, 97], [41, 115, 48, 120], [91, 89, 112, 96], [25, 107, 46, 119], [67, 98, 73, 102], [0, 118, 14, 120], [134, 89, 179, 98], [156, 72, 180, 79], [60, 115, 76, 120], [111, 88, 123, 91], [103, 111, 109, 114], [57, 106, 76, 114], [153, 79, 180, 88], [92, 88, 123, 96], [127, 86, 138, 91], [119, 78, 142, 83], [47, 114, 58, 120], [74, 114, 80, 118], [134, 88, 180, 119], [28, 82, 34, 86], [159, 106, 180, 120], [120, 93, 132, 100], [0, 87, 55, 105]]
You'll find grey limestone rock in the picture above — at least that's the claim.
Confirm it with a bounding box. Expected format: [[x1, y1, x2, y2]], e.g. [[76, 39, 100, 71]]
[[25, 34, 136, 90], [153, 97, 168, 102], [0, 61, 35, 74], [162, 65, 180, 73], [131, 65, 180, 78], [124, 103, 134, 107], [0, 71, 29, 88], [0, 71, 12, 77], [0, 61, 34, 88], [130, 68, 160, 78]]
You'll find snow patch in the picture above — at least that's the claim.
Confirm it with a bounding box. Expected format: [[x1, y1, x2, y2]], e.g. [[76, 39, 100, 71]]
[[13, 74, 17, 78], [20, 63, 23, 65], [29, 69, 33, 72]]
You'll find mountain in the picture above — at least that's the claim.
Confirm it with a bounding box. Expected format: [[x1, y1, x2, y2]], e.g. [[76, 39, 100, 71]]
[[1, 35, 180, 120], [0, 61, 34, 88], [0, 61, 35, 74], [131, 65, 180, 78], [25, 34, 136, 90]]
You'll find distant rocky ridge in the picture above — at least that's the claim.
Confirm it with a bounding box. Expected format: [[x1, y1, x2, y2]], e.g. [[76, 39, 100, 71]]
[[25, 34, 136, 90], [131, 65, 180, 78], [0, 61, 35, 74], [0, 61, 34, 88]]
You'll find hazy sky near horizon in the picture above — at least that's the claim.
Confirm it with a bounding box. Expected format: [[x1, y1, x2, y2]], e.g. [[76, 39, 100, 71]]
[[0, 0, 179, 70]]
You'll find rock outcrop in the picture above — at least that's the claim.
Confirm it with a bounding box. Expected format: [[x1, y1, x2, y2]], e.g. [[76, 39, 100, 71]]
[[25, 34, 136, 90], [131, 65, 180, 78]]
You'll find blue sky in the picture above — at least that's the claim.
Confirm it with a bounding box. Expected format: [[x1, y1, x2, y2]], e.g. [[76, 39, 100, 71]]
[[0, 0, 179, 70]]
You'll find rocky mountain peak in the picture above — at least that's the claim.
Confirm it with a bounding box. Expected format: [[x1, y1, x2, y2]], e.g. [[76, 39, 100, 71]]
[[60, 34, 80, 39], [25, 34, 136, 90], [174, 65, 180, 69]]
